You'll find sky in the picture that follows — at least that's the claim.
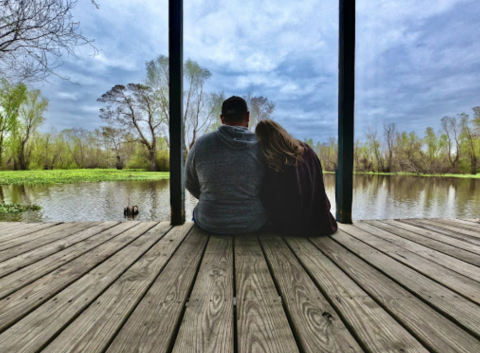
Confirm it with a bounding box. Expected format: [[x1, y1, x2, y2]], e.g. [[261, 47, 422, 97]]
[[34, 0, 480, 143]]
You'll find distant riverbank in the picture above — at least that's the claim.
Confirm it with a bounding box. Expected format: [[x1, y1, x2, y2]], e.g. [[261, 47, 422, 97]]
[[323, 171, 480, 179], [0, 169, 169, 186], [1, 169, 479, 187]]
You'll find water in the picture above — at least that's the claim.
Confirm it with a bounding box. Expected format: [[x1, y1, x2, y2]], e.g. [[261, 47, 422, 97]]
[[0, 175, 479, 222]]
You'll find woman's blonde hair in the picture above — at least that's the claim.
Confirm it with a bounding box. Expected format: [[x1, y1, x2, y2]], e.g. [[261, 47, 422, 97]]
[[255, 119, 304, 172]]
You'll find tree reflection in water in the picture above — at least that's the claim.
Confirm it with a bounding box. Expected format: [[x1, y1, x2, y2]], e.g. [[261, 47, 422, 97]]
[[0, 176, 479, 222]]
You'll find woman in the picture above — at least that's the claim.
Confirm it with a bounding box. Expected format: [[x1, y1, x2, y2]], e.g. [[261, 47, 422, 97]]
[[255, 119, 337, 236]]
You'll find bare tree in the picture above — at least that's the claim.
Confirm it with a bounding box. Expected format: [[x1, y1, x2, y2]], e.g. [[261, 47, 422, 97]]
[[245, 94, 275, 129], [145, 55, 221, 152], [459, 113, 478, 175], [98, 84, 166, 171], [0, 0, 97, 82], [441, 116, 461, 171], [384, 123, 396, 172], [366, 128, 384, 172]]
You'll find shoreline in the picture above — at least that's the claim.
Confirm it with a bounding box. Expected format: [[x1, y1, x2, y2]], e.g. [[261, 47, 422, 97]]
[[0, 169, 479, 187]]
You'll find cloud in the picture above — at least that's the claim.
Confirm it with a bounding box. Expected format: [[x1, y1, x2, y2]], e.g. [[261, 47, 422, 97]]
[[31, 0, 480, 145]]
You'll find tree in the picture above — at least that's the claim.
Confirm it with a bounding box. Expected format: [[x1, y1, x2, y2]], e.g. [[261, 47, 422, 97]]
[[384, 123, 396, 172], [459, 113, 478, 175], [246, 95, 275, 129], [0, 79, 27, 166], [441, 116, 461, 171], [366, 128, 384, 172], [13, 88, 48, 169], [98, 84, 165, 171], [145, 55, 221, 152], [0, 0, 96, 82]]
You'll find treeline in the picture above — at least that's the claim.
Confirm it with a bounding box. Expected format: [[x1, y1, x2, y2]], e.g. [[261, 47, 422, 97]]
[[0, 55, 275, 171], [312, 106, 480, 175], [2, 54, 479, 174]]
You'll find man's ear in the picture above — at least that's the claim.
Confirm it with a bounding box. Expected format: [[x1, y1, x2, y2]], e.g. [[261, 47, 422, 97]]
[[245, 112, 250, 127], [220, 114, 225, 125]]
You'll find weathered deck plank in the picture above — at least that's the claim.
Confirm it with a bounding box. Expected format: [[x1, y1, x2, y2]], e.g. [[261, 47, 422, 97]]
[[0, 221, 119, 278], [42, 223, 192, 353], [375, 220, 480, 258], [172, 235, 234, 353], [260, 234, 364, 353], [0, 222, 61, 243], [355, 222, 480, 280], [0, 222, 167, 353], [0, 219, 479, 353], [401, 219, 480, 245], [235, 235, 298, 353], [0, 222, 154, 332], [329, 230, 480, 338], [285, 236, 428, 353], [339, 224, 480, 305], [0, 222, 93, 252], [311, 235, 480, 353], [105, 226, 208, 353]]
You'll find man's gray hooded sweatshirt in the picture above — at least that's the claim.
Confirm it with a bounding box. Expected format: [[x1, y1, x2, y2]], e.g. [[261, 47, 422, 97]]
[[185, 125, 268, 234]]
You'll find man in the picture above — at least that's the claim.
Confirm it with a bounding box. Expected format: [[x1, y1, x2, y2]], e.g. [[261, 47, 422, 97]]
[[185, 96, 268, 234]]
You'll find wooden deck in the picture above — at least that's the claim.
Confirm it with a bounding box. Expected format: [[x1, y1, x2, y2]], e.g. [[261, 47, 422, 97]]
[[0, 219, 479, 352]]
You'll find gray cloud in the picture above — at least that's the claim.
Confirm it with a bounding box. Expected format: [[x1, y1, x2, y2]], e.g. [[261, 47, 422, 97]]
[[35, 0, 480, 145]]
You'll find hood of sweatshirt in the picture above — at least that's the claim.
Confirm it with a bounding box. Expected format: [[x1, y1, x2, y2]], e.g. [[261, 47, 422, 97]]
[[215, 125, 258, 150]]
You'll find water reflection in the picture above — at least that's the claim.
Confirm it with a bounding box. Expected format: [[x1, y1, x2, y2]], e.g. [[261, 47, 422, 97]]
[[0, 175, 479, 222], [323, 174, 480, 220], [0, 180, 197, 223]]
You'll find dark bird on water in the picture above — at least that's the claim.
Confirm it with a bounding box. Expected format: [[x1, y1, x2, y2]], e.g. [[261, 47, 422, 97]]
[[124, 205, 139, 217]]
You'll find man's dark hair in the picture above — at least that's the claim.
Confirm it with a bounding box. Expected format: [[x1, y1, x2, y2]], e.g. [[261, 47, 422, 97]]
[[221, 96, 248, 121]]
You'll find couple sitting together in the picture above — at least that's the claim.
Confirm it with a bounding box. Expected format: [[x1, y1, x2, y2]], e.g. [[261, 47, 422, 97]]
[[186, 96, 337, 236]]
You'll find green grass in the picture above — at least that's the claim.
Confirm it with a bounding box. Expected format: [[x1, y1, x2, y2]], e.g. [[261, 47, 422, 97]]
[[322, 171, 480, 178], [0, 169, 170, 186], [0, 203, 41, 214]]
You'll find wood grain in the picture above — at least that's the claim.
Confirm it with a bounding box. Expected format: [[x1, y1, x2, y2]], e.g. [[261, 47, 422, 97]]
[[0, 222, 141, 299], [355, 221, 480, 280], [311, 235, 480, 353], [0, 223, 61, 243], [339, 223, 480, 305], [42, 222, 192, 353], [105, 225, 209, 353], [285, 236, 427, 353], [172, 235, 234, 353], [401, 219, 480, 244], [259, 234, 363, 353], [0, 222, 92, 253], [0, 222, 169, 353], [328, 230, 480, 338], [0, 222, 155, 332], [235, 235, 298, 353], [378, 220, 480, 257], [0, 221, 119, 279]]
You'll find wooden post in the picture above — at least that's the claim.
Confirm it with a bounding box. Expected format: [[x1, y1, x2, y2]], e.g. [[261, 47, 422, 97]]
[[169, 0, 185, 225], [336, 0, 355, 224]]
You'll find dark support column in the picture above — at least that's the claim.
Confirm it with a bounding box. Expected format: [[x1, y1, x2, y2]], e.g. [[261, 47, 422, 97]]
[[336, 0, 355, 224], [169, 0, 185, 225]]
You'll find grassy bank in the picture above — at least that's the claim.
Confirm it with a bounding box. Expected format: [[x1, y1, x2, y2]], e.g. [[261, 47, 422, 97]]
[[322, 171, 480, 178], [0, 169, 169, 186]]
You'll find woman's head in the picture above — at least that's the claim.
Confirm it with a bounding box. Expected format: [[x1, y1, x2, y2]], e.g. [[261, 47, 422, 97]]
[[255, 119, 304, 172]]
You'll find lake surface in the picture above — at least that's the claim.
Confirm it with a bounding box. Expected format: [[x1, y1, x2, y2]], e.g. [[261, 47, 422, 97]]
[[0, 174, 479, 222]]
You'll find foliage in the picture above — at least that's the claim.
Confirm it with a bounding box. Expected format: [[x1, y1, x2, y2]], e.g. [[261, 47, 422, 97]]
[[0, 169, 169, 186], [0, 0, 97, 82], [316, 106, 480, 175], [0, 203, 41, 214], [0, 79, 47, 169], [98, 83, 165, 171]]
